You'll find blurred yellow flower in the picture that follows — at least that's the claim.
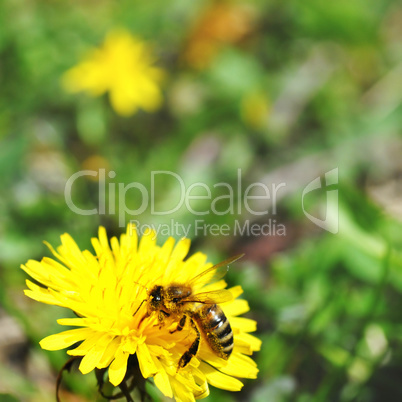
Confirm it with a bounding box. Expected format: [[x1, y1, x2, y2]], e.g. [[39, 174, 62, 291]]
[[21, 225, 260, 401], [62, 29, 164, 116], [241, 92, 270, 129]]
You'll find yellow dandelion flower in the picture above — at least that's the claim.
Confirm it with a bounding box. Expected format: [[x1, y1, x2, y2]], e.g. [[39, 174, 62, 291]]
[[21, 225, 260, 401], [62, 29, 164, 116]]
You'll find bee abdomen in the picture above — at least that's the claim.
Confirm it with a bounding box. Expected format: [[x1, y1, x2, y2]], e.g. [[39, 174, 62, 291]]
[[195, 304, 234, 359]]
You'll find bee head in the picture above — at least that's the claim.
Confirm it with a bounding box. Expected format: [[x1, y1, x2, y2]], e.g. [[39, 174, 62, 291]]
[[149, 285, 164, 310]]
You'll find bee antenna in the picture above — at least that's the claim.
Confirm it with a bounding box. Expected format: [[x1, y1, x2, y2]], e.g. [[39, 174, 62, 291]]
[[131, 280, 149, 317], [133, 299, 146, 317]]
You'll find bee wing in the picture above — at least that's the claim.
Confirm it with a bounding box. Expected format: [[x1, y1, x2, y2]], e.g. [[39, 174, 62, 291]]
[[189, 254, 244, 287], [185, 289, 234, 304]]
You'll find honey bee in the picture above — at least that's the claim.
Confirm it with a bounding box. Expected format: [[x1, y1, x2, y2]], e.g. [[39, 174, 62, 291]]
[[137, 254, 244, 369]]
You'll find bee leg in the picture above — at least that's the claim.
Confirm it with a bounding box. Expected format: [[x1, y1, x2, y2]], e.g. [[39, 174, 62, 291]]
[[170, 314, 187, 334], [177, 319, 200, 370], [158, 310, 169, 328]]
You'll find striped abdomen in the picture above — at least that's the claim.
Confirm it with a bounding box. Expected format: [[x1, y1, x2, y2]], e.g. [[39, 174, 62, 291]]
[[194, 304, 233, 359]]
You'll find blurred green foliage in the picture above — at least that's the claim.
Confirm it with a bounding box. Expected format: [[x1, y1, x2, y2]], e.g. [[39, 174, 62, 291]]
[[1, 0, 402, 401]]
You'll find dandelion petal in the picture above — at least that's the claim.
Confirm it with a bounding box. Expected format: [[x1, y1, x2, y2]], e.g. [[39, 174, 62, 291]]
[[109, 350, 130, 386], [40, 328, 94, 351]]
